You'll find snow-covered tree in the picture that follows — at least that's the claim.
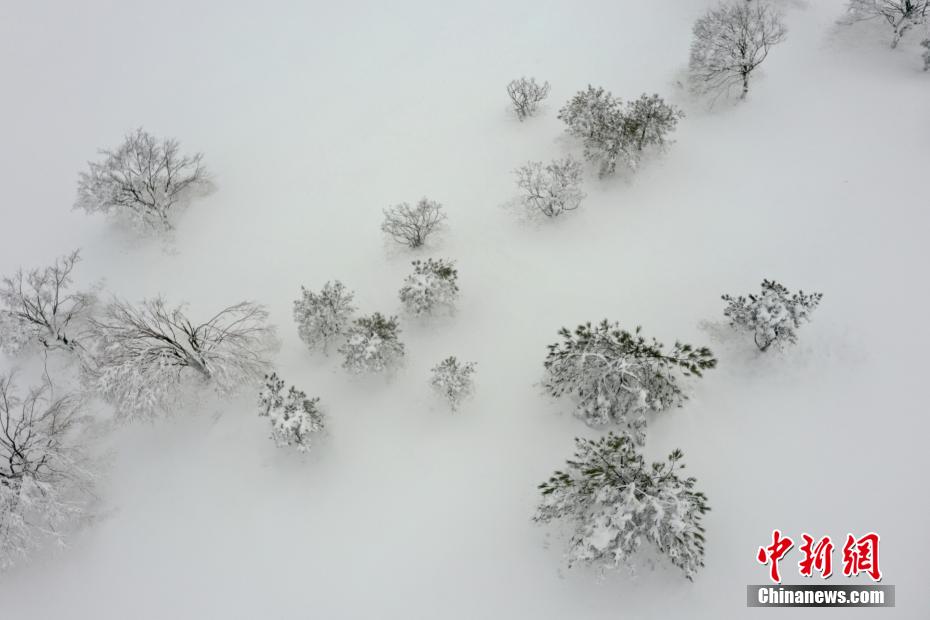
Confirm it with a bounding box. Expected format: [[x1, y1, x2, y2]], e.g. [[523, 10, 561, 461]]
[[0, 373, 95, 570], [922, 37, 930, 68], [340, 313, 405, 374], [841, 0, 929, 48], [514, 156, 586, 218], [381, 198, 447, 249], [85, 297, 277, 420], [75, 128, 212, 233], [429, 356, 476, 411], [258, 373, 325, 453], [293, 280, 356, 354], [543, 321, 717, 443], [722, 280, 823, 351], [558, 86, 627, 176], [558, 88, 682, 175], [507, 77, 551, 121], [621, 94, 685, 155], [535, 432, 709, 581], [0, 250, 97, 354], [689, 1, 787, 100], [398, 258, 459, 316]]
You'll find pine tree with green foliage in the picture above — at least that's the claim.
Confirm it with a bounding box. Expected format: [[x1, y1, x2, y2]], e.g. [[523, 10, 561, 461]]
[[398, 258, 459, 317], [340, 313, 405, 374], [535, 432, 709, 581], [722, 280, 823, 351], [543, 321, 716, 443]]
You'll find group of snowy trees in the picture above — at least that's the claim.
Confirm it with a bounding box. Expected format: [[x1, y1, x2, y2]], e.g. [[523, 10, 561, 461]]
[[0, 0, 851, 578], [291, 258, 474, 410], [535, 278, 821, 579], [0, 247, 284, 567]]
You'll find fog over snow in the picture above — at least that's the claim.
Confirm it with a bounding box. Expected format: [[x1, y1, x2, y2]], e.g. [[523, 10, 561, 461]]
[[1, 0, 928, 618]]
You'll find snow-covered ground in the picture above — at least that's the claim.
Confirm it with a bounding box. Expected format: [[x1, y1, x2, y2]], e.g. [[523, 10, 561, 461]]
[[1, 0, 928, 617]]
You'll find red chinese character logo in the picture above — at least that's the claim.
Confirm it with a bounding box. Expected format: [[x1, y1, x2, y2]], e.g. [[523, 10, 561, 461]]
[[842, 532, 882, 581], [798, 533, 833, 578], [757, 529, 794, 583]]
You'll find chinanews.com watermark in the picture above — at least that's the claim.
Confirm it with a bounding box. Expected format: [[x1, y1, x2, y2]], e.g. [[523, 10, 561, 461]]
[[747, 530, 895, 608]]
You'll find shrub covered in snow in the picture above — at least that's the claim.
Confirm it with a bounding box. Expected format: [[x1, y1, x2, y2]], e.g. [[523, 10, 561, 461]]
[[558, 87, 682, 176], [514, 157, 585, 218], [543, 321, 717, 443], [722, 280, 823, 351], [506, 76, 550, 120], [0, 250, 97, 354], [429, 356, 476, 411], [258, 373, 325, 453], [85, 297, 277, 420], [381, 198, 447, 249], [0, 373, 95, 571], [922, 37, 930, 69], [340, 312, 405, 374], [75, 128, 212, 233], [398, 258, 459, 316], [535, 432, 709, 581], [293, 280, 356, 354]]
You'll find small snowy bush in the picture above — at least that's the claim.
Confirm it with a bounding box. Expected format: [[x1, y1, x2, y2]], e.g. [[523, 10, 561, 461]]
[[535, 432, 709, 581], [429, 356, 476, 411], [293, 280, 356, 354], [0, 249, 97, 354], [506, 77, 550, 120], [340, 312, 405, 374], [514, 157, 585, 218], [722, 279, 823, 351], [398, 258, 459, 316], [258, 373, 325, 453], [922, 37, 930, 69], [381, 198, 447, 249], [543, 321, 717, 443]]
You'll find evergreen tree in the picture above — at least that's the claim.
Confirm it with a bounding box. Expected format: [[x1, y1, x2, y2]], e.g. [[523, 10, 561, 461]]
[[543, 321, 716, 443], [429, 356, 476, 411], [535, 432, 709, 581], [258, 373, 325, 453], [340, 313, 405, 374], [722, 280, 823, 351], [398, 258, 459, 316]]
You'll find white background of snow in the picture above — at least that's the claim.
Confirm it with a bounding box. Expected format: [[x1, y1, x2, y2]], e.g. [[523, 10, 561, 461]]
[[1, 0, 929, 617]]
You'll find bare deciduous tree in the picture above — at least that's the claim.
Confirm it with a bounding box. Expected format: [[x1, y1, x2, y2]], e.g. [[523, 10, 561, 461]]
[[381, 198, 447, 249], [842, 0, 929, 47], [514, 157, 586, 218], [689, 1, 787, 100], [85, 297, 277, 420], [75, 128, 212, 233], [0, 250, 97, 354], [506, 77, 551, 121], [0, 373, 95, 570]]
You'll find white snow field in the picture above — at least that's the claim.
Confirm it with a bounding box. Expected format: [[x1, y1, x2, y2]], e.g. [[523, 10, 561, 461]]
[[1, 0, 929, 617]]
